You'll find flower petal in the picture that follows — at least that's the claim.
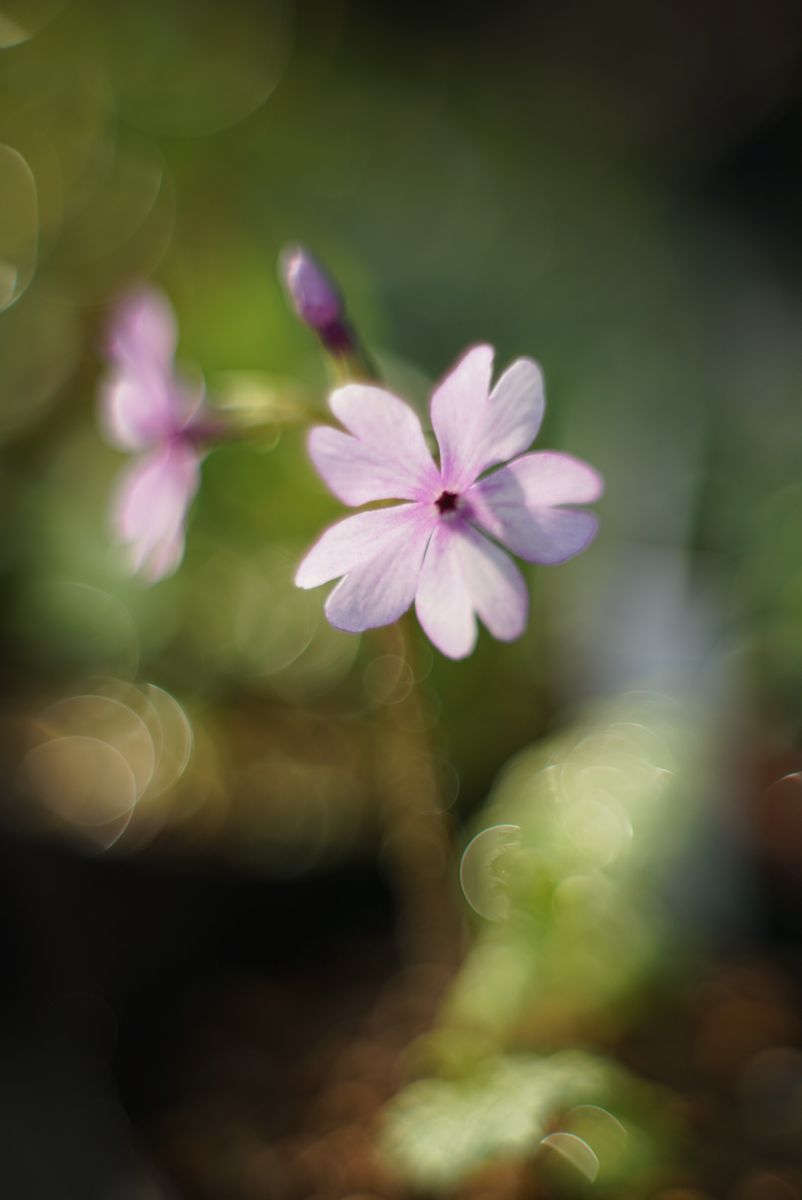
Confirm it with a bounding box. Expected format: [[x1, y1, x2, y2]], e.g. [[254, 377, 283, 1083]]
[[415, 521, 528, 659], [491, 451, 604, 505], [477, 357, 545, 477], [323, 506, 436, 632], [309, 384, 440, 505], [100, 287, 206, 451], [430, 345, 494, 491], [455, 523, 529, 642], [308, 426, 429, 507], [430, 349, 545, 491], [468, 452, 602, 564], [415, 524, 477, 659], [139, 528, 186, 583], [295, 504, 429, 588], [112, 442, 201, 582], [107, 287, 177, 371], [99, 372, 176, 451]]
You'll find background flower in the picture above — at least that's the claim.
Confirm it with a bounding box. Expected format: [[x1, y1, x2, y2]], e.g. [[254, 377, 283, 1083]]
[[99, 287, 210, 582]]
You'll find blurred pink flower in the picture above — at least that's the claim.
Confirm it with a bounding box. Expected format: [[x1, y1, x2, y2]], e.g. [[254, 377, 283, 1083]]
[[99, 287, 217, 583], [295, 345, 603, 659]]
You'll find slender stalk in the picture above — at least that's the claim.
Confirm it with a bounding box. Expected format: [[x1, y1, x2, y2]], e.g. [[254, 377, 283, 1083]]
[[371, 616, 463, 969]]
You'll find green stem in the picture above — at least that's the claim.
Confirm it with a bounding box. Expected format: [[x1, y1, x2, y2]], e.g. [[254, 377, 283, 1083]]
[[371, 617, 463, 969]]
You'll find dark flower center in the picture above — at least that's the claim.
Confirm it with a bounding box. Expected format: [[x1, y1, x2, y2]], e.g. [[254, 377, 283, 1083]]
[[436, 490, 459, 514]]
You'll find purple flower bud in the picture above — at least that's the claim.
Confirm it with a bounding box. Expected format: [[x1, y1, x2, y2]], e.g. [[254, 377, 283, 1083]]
[[280, 246, 354, 354]]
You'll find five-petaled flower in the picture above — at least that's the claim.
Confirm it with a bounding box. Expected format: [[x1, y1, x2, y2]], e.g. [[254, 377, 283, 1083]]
[[99, 286, 220, 583], [295, 346, 603, 659]]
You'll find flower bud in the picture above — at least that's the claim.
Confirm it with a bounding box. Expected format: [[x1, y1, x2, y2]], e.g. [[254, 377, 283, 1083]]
[[281, 245, 349, 345], [280, 244, 380, 380]]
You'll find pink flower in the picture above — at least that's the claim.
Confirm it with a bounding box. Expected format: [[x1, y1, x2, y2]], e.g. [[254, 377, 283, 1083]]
[[99, 287, 216, 583], [295, 345, 603, 659]]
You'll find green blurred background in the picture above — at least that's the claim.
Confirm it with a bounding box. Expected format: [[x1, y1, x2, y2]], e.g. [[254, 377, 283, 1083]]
[[1, 1, 802, 1197]]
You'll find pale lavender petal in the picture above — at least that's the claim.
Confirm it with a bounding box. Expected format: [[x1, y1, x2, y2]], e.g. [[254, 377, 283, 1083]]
[[414, 524, 477, 660], [112, 441, 201, 582], [101, 364, 209, 451], [107, 287, 177, 370], [323, 506, 436, 632], [454, 523, 529, 642], [308, 428, 425, 507], [485, 506, 599, 564], [295, 504, 429, 588], [467, 451, 602, 564], [309, 384, 439, 505], [475, 357, 544, 477], [99, 372, 175, 451], [431, 351, 546, 492], [488, 451, 604, 505], [430, 345, 494, 491], [415, 521, 527, 658], [139, 528, 186, 583], [100, 286, 208, 452]]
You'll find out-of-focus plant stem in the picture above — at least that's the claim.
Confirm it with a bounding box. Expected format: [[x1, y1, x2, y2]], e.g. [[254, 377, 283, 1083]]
[[373, 617, 463, 970]]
